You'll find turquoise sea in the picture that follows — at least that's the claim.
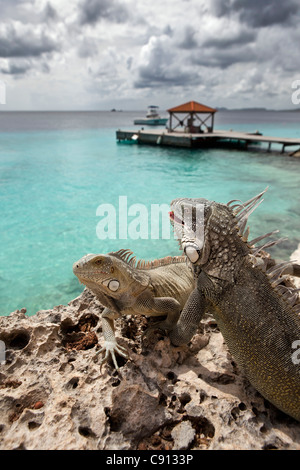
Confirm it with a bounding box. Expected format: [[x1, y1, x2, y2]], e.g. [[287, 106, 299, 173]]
[[0, 110, 300, 316]]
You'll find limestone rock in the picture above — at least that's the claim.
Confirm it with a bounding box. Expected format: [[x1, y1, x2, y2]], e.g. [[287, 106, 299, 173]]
[[0, 288, 299, 450], [171, 421, 195, 450]]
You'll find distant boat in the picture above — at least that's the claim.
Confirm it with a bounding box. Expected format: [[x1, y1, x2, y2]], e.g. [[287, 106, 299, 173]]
[[134, 106, 168, 126]]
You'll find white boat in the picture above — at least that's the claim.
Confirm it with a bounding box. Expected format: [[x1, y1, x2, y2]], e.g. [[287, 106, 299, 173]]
[[134, 106, 168, 126]]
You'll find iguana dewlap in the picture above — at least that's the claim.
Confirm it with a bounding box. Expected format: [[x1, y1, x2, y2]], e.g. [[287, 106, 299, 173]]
[[73, 250, 195, 369], [170, 189, 300, 421]]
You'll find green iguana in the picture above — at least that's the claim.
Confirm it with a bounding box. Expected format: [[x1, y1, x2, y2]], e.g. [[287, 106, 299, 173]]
[[169, 188, 300, 421], [73, 251, 195, 369]]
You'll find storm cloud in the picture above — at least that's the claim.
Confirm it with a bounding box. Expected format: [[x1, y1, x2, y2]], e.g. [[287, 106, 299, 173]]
[[203, 29, 256, 49], [178, 27, 198, 50], [0, 0, 299, 110], [78, 0, 129, 25], [0, 24, 59, 58], [211, 0, 300, 27], [134, 35, 200, 88], [235, 0, 299, 27], [191, 44, 258, 69], [0, 59, 33, 75]]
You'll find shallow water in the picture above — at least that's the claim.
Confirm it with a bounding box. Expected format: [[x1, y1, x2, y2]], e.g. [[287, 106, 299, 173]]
[[0, 110, 299, 315]]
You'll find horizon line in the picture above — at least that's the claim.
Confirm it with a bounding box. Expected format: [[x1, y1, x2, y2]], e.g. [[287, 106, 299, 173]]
[[0, 107, 300, 113]]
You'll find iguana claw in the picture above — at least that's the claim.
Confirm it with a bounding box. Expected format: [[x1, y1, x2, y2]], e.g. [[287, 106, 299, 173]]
[[94, 340, 128, 371]]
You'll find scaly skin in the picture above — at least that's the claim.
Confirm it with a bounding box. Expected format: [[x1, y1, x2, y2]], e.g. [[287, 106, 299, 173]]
[[169, 189, 300, 421], [73, 250, 195, 369]]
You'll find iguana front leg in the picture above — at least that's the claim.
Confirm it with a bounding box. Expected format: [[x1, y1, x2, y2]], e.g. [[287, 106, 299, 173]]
[[136, 291, 182, 334], [169, 286, 206, 346], [95, 307, 128, 370], [169, 271, 221, 345]]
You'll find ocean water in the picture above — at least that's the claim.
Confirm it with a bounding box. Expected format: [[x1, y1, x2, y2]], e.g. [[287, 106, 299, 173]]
[[0, 110, 299, 316]]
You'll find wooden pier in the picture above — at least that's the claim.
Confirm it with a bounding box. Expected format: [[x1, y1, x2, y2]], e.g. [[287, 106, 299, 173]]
[[116, 128, 300, 154]]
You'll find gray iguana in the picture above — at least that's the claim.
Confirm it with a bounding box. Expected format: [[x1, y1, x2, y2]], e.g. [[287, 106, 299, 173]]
[[169, 188, 300, 421], [73, 251, 195, 369]]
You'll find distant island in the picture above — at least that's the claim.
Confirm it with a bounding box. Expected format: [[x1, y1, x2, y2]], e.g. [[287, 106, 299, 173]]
[[216, 107, 300, 112]]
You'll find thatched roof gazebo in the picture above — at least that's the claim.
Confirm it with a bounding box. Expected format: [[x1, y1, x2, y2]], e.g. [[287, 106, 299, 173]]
[[167, 101, 217, 133]]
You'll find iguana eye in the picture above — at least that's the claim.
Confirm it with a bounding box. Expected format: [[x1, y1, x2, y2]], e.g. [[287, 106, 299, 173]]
[[108, 280, 119, 291], [102, 279, 120, 291], [185, 246, 200, 263]]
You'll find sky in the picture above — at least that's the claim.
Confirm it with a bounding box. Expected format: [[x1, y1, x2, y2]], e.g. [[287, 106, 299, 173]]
[[0, 0, 300, 111]]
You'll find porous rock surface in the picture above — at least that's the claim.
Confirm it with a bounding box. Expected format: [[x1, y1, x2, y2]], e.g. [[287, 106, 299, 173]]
[[0, 287, 300, 450]]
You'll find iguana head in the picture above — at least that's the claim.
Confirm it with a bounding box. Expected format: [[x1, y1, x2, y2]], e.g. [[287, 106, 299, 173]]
[[73, 252, 150, 300], [170, 189, 268, 281]]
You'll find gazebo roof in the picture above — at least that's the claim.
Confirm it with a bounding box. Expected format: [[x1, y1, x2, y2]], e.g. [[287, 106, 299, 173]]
[[168, 101, 217, 114]]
